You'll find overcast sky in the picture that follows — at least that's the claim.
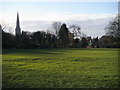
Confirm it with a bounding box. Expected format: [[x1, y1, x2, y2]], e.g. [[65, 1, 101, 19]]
[[0, 2, 118, 37]]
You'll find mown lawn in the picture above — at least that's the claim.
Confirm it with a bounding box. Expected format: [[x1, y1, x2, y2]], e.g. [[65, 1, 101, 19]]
[[2, 48, 119, 88]]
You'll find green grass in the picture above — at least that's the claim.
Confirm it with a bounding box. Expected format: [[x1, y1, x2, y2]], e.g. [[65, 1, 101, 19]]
[[2, 48, 119, 88]]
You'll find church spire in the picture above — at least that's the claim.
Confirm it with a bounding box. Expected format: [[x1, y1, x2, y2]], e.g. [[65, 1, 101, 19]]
[[15, 12, 21, 36], [17, 12, 20, 27]]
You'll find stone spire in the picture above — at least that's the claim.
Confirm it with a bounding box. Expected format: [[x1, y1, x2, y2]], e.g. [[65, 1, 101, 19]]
[[15, 12, 21, 36]]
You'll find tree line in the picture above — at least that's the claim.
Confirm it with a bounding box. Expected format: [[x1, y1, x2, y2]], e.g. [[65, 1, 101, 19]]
[[1, 23, 85, 49], [1, 15, 120, 49]]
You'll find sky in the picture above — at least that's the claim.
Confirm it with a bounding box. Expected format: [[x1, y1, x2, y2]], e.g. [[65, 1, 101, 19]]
[[0, 2, 118, 37]]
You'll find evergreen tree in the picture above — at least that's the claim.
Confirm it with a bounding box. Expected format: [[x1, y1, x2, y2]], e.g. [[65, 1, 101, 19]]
[[58, 23, 69, 47]]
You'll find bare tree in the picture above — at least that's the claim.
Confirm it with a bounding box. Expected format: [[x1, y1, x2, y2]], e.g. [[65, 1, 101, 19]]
[[69, 25, 81, 38], [0, 24, 6, 31], [105, 15, 120, 42], [51, 21, 62, 38], [81, 32, 87, 38], [0, 22, 13, 34]]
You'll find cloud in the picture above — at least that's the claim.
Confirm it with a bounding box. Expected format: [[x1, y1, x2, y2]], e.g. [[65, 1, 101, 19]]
[[65, 15, 115, 37], [24, 13, 116, 21], [2, 12, 116, 37], [21, 20, 51, 31]]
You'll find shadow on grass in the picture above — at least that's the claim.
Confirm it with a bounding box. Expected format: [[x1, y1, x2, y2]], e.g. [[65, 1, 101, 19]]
[[2, 49, 65, 55]]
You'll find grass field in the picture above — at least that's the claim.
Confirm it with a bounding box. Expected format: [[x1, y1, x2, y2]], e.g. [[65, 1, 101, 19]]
[[2, 48, 119, 88]]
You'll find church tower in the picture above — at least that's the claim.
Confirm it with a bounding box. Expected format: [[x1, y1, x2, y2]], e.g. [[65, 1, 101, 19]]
[[15, 12, 21, 36]]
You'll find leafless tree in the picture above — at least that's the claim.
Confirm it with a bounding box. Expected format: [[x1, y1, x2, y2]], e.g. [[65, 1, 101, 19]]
[[0, 24, 6, 31], [51, 21, 62, 38], [81, 32, 87, 38], [0, 22, 13, 34], [69, 25, 81, 38], [105, 15, 120, 41]]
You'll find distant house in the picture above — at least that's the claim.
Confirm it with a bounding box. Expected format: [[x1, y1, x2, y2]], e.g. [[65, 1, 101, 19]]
[[68, 32, 74, 47], [86, 36, 92, 48], [87, 40, 92, 48]]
